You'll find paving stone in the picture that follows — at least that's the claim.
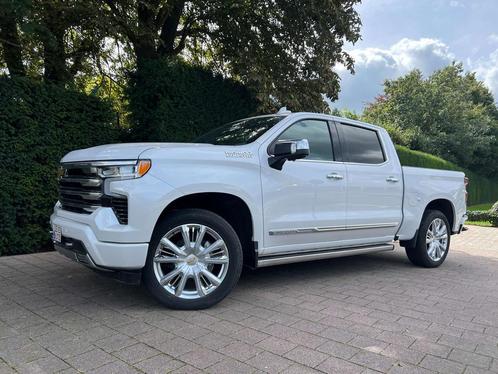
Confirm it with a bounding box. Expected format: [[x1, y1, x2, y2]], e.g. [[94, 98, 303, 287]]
[[349, 335, 389, 353], [316, 339, 360, 359], [283, 345, 328, 367], [16, 354, 70, 373], [88, 360, 141, 374], [448, 348, 492, 369], [178, 347, 224, 369], [255, 336, 298, 355], [351, 350, 397, 372], [316, 356, 365, 373], [381, 344, 425, 366], [65, 348, 115, 372], [1, 226, 498, 374], [410, 339, 452, 358], [113, 342, 160, 364], [219, 341, 262, 361], [246, 351, 293, 373], [419, 354, 465, 374], [134, 354, 184, 373], [206, 357, 255, 374]]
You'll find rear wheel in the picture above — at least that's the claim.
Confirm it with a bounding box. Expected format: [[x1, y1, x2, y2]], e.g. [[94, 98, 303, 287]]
[[143, 209, 243, 309], [405, 209, 450, 268]]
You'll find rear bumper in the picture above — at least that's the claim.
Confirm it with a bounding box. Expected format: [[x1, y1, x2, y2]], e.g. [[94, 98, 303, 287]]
[[454, 213, 468, 234], [50, 211, 148, 269]]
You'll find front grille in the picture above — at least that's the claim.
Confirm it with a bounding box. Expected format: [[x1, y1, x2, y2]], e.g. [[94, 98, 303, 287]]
[[59, 163, 128, 224]]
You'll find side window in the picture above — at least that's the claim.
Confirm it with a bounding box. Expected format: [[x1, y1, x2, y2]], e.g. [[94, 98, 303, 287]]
[[276, 120, 334, 161], [340, 124, 385, 164]]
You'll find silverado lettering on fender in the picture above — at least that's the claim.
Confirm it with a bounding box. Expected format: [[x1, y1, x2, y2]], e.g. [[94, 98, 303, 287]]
[[51, 111, 467, 309]]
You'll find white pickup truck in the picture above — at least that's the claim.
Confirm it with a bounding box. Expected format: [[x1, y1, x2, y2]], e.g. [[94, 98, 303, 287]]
[[51, 110, 467, 309]]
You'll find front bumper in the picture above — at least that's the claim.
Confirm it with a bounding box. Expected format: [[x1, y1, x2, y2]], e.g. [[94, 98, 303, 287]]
[[54, 236, 142, 284], [50, 172, 182, 269], [51, 209, 149, 269]]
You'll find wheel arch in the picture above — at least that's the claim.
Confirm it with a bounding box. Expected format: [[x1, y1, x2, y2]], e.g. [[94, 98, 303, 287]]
[[153, 192, 257, 267], [425, 198, 455, 230], [401, 197, 456, 248]]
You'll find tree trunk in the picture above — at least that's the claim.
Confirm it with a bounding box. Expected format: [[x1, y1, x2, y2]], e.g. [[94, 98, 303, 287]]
[[158, 0, 185, 56], [134, 1, 160, 68], [41, 4, 70, 83], [0, 16, 25, 76]]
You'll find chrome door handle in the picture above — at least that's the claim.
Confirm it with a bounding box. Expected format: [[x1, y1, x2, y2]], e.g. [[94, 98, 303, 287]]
[[327, 173, 344, 180], [386, 176, 399, 183]]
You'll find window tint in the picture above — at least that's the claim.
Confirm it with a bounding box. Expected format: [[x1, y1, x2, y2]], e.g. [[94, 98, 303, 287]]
[[195, 116, 285, 145], [276, 120, 333, 161], [340, 124, 385, 164]]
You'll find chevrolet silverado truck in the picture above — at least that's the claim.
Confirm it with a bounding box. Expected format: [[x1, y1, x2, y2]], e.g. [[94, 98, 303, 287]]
[[51, 110, 467, 309]]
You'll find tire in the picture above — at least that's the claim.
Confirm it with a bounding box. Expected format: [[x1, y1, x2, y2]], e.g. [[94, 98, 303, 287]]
[[404, 209, 451, 268], [143, 209, 243, 309]]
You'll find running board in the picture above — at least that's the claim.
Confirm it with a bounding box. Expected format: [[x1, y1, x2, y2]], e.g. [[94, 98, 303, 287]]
[[256, 243, 394, 267]]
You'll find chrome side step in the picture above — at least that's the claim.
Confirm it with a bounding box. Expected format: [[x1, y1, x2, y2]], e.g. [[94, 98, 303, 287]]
[[256, 243, 394, 267]]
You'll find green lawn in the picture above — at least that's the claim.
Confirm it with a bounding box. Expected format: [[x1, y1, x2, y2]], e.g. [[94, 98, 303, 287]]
[[468, 203, 493, 211]]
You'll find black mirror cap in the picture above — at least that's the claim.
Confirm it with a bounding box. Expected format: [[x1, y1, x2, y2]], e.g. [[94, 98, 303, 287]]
[[273, 141, 297, 156]]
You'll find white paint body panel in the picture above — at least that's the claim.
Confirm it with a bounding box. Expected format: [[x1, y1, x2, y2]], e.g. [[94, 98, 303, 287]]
[[52, 112, 467, 269]]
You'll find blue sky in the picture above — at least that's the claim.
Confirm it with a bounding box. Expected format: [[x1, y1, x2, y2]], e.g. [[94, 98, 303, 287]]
[[333, 0, 498, 112]]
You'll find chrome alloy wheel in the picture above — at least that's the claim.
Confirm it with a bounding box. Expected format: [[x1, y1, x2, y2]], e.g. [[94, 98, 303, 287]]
[[153, 224, 229, 299], [426, 218, 448, 261]]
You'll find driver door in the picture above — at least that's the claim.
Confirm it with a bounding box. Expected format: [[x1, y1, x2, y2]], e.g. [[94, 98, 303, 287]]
[[260, 119, 347, 256]]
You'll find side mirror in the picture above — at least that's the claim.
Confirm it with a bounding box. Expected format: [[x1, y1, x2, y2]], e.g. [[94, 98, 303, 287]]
[[269, 139, 310, 170]]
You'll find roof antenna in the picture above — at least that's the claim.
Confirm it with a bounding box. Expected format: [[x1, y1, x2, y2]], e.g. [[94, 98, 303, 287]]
[[277, 106, 291, 115]]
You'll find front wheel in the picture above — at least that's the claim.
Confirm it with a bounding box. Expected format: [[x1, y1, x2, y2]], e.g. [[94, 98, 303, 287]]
[[143, 209, 243, 309], [404, 209, 450, 268]]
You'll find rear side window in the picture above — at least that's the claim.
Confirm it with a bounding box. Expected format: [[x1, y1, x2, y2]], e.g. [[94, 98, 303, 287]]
[[276, 120, 333, 161], [340, 124, 385, 164]]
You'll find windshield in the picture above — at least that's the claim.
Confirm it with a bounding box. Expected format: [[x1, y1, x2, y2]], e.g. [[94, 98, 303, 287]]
[[194, 115, 285, 145]]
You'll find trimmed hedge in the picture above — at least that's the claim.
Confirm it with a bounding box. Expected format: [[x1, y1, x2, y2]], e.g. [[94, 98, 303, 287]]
[[127, 58, 260, 142], [467, 210, 498, 226], [396, 145, 498, 206], [0, 77, 119, 256]]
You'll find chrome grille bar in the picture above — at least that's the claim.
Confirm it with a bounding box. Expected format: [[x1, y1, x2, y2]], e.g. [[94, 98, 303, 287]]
[[58, 162, 128, 224]]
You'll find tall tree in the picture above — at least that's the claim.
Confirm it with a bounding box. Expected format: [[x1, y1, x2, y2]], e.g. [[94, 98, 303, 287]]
[[0, 1, 27, 76], [103, 0, 362, 111], [363, 64, 498, 177], [0, 0, 109, 84]]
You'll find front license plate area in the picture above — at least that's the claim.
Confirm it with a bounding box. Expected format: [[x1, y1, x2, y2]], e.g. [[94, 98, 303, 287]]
[[52, 224, 62, 243]]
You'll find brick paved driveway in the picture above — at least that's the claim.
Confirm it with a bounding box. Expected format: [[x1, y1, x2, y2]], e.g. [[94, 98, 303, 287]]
[[1, 226, 498, 374]]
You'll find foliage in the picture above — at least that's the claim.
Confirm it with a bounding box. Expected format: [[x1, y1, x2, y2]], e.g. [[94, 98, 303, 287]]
[[0, 76, 119, 255], [395, 145, 498, 206], [364, 64, 498, 178], [103, 0, 361, 112], [329, 108, 360, 120], [467, 211, 498, 227], [127, 58, 260, 142], [0, 0, 109, 83]]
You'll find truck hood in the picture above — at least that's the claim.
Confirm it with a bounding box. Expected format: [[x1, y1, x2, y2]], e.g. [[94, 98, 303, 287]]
[[61, 143, 211, 163]]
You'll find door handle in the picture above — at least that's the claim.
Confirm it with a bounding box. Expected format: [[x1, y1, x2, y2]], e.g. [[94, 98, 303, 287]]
[[386, 176, 399, 183], [327, 173, 344, 180]]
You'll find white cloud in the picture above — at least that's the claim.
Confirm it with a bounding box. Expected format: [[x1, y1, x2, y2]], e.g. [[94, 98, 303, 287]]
[[471, 49, 498, 100], [449, 0, 464, 8], [333, 38, 455, 111], [489, 33, 498, 44]]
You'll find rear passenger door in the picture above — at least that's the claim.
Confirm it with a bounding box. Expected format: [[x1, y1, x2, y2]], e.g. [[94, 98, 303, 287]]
[[337, 122, 403, 244]]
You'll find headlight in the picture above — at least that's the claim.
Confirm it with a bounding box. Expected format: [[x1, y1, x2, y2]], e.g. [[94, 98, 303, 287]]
[[97, 160, 151, 180]]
